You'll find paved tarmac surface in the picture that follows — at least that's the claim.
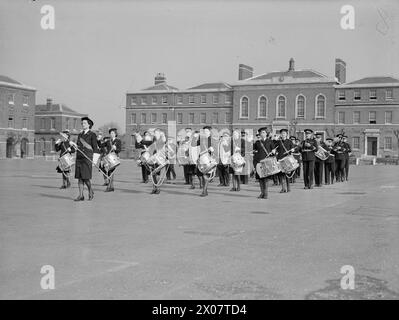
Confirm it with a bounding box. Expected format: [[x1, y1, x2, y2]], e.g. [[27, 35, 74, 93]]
[[0, 158, 399, 299]]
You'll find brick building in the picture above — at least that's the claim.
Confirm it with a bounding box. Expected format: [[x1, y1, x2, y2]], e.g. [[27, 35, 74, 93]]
[[34, 98, 87, 156], [335, 77, 399, 159], [125, 59, 399, 160], [0, 75, 36, 159]]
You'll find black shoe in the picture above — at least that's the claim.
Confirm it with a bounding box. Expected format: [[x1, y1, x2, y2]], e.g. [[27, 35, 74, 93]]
[[74, 195, 84, 201], [190, 185, 195, 189], [88, 190, 94, 201], [309, 186, 313, 189], [60, 185, 66, 189], [230, 188, 236, 192], [257, 193, 265, 199], [105, 188, 114, 192], [280, 189, 287, 193], [236, 187, 240, 191], [200, 192, 208, 197]]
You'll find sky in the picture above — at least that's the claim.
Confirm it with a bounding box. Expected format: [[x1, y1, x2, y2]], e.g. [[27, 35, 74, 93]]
[[1, 0, 398, 133]]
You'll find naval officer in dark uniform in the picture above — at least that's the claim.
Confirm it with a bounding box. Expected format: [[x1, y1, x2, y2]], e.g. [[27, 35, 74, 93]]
[[69, 116, 99, 201]]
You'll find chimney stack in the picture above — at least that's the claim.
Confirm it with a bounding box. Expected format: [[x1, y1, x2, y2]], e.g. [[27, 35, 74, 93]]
[[335, 58, 346, 84], [288, 58, 295, 71], [154, 73, 166, 85], [46, 98, 52, 106], [238, 64, 254, 80]]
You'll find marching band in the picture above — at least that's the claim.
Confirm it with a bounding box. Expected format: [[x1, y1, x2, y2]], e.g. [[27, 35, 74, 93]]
[[55, 117, 353, 201]]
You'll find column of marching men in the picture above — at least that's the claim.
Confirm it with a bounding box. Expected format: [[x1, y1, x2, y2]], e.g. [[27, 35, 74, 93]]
[[54, 116, 352, 201]]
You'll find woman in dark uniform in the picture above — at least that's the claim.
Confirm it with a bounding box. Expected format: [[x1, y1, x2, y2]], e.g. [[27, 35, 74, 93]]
[[55, 130, 74, 189], [69, 117, 99, 201], [104, 128, 122, 192]]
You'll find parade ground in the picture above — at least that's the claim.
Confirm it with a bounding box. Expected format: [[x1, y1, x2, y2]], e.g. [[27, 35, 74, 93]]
[[1, 159, 399, 300]]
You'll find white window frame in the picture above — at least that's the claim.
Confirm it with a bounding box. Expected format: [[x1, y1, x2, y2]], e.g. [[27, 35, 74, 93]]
[[131, 113, 136, 124], [369, 111, 376, 124], [50, 118, 55, 130], [23, 95, 29, 106], [276, 94, 286, 119], [385, 111, 392, 124], [225, 94, 232, 104], [200, 112, 206, 124], [22, 118, 28, 130], [152, 96, 157, 104], [338, 90, 346, 101], [131, 96, 137, 105], [141, 113, 146, 124], [353, 111, 360, 124], [315, 94, 326, 119], [8, 116, 14, 128], [354, 90, 361, 100], [369, 89, 377, 100], [212, 95, 219, 104], [162, 96, 168, 104], [151, 113, 157, 124], [188, 95, 194, 104], [257, 95, 268, 119], [240, 96, 249, 119], [384, 136, 393, 150], [177, 113, 183, 124], [386, 88, 393, 100], [212, 112, 219, 124], [189, 113, 194, 124], [8, 93, 15, 105], [225, 112, 231, 124], [295, 94, 306, 119], [338, 111, 345, 124], [162, 113, 167, 124], [177, 95, 183, 104], [352, 137, 360, 150], [201, 94, 207, 104]]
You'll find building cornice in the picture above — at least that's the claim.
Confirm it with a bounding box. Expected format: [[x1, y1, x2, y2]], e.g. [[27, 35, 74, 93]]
[[0, 81, 36, 91]]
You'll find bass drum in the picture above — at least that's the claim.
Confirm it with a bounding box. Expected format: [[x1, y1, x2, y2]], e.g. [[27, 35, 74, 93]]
[[231, 153, 245, 173]]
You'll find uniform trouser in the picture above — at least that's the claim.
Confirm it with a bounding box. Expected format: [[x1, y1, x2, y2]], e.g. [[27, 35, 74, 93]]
[[335, 159, 345, 181], [240, 174, 248, 184], [166, 164, 176, 180], [324, 161, 335, 184], [141, 165, 149, 182], [107, 167, 116, 189], [183, 165, 189, 184], [344, 157, 350, 180], [278, 172, 290, 191], [314, 160, 324, 186], [303, 160, 315, 187], [217, 164, 230, 186]]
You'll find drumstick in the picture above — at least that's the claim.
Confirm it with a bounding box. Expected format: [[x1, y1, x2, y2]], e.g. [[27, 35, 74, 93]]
[[71, 145, 109, 179]]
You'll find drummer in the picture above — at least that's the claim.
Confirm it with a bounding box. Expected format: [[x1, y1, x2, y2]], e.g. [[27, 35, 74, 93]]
[[217, 131, 231, 187], [146, 128, 167, 194], [299, 129, 317, 189], [135, 131, 153, 183], [97, 131, 109, 186], [253, 127, 276, 199], [230, 129, 243, 191], [69, 116, 100, 201], [196, 126, 218, 197], [104, 128, 122, 192], [55, 130, 75, 189], [275, 129, 295, 193]]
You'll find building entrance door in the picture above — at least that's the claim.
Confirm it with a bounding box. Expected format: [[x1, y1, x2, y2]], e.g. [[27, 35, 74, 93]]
[[367, 137, 377, 156], [6, 138, 13, 158]]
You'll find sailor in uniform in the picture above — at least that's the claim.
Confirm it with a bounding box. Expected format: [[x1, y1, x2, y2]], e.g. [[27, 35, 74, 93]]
[[55, 130, 74, 189], [299, 129, 317, 189], [342, 135, 352, 181], [333, 134, 346, 182], [253, 127, 276, 199], [275, 129, 295, 193], [324, 138, 335, 185], [314, 133, 325, 187], [135, 131, 153, 183], [104, 128, 122, 192]]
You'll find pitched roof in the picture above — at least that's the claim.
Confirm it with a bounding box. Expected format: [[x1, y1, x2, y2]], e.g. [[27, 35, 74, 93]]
[[0, 75, 36, 90], [142, 83, 178, 91], [0, 75, 21, 84], [249, 69, 327, 81], [346, 76, 399, 85], [35, 103, 85, 115], [187, 82, 232, 90]]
